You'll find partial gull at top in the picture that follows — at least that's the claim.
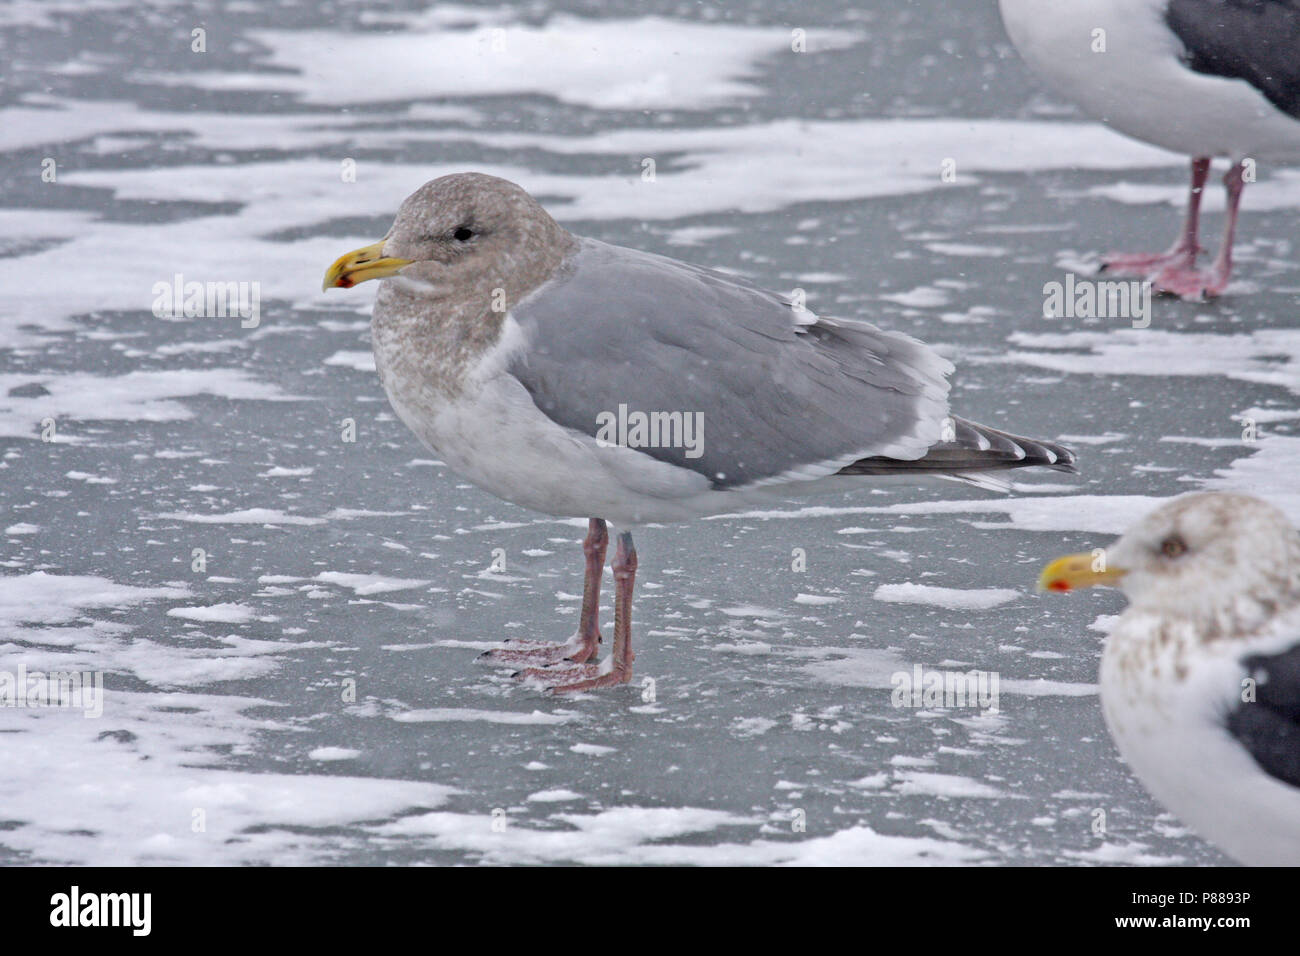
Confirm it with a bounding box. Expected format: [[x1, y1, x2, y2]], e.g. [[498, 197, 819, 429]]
[[1041, 492, 1300, 865], [324, 172, 1076, 693], [999, 0, 1300, 299]]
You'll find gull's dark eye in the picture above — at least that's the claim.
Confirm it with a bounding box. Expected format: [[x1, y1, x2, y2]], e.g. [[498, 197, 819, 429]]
[[453, 226, 474, 241], [1160, 536, 1188, 558]]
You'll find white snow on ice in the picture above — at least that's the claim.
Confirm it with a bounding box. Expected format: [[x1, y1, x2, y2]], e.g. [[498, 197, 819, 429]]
[[872, 584, 1021, 610]]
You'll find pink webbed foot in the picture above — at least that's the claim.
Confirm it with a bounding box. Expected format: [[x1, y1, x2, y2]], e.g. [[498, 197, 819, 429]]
[[478, 631, 600, 667], [1149, 264, 1230, 301], [1097, 158, 1242, 301], [494, 523, 637, 696], [514, 657, 633, 695], [1098, 248, 1197, 278]]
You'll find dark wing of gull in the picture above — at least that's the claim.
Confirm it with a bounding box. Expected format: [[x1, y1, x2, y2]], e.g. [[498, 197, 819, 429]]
[[1166, 0, 1300, 119], [506, 238, 1072, 492], [1226, 641, 1300, 788], [838, 417, 1074, 478]]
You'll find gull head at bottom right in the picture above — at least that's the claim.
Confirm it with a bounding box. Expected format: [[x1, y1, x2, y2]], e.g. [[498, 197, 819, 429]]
[[1039, 491, 1300, 866]]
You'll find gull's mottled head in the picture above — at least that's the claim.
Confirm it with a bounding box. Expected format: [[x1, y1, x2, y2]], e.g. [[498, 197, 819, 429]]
[[1040, 492, 1300, 636], [323, 172, 573, 294]]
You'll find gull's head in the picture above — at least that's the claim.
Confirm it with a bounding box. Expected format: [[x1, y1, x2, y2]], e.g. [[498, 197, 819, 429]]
[[1039, 492, 1300, 632], [322, 172, 570, 293]]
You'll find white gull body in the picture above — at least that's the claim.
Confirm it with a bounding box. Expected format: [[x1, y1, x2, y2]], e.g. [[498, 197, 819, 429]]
[[371, 232, 1071, 528], [998, 0, 1300, 298], [329, 172, 1076, 692], [1102, 607, 1300, 865], [1045, 492, 1300, 864], [999, 0, 1300, 160]]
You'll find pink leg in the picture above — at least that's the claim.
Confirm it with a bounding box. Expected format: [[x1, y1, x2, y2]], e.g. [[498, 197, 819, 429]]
[[517, 530, 637, 694], [478, 518, 606, 666], [1151, 161, 1246, 300], [1100, 157, 1210, 276]]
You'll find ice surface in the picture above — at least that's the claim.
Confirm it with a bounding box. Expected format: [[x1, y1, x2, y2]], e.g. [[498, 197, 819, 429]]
[[0, 573, 189, 628], [3, 0, 1291, 867], [140, 11, 859, 110]]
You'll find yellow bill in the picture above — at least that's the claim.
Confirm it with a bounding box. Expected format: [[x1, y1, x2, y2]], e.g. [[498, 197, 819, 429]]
[[322, 240, 412, 291], [1037, 552, 1127, 593]]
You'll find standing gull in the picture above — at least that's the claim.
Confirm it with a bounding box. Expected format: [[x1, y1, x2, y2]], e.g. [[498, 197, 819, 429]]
[[1040, 492, 1300, 865], [324, 172, 1076, 693], [999, 0, 1300, 299]]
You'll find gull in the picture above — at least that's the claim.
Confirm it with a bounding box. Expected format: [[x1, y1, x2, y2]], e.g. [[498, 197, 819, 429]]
[[324, 172, 1076, 693], [1040, 492, 1300, 865], [999, 0, 1300, 299]]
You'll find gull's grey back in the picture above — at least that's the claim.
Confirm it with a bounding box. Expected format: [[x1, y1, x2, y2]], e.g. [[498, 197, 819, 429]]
[[505, 238, 951, 490]]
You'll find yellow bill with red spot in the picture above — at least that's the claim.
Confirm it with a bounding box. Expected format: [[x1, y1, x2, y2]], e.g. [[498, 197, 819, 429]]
[[1037, 552, 1127, 593], [322, 240, 412, 291]]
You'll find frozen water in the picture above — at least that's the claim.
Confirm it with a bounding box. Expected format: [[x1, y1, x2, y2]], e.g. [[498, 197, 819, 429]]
[[3, 0, 1298, 866]]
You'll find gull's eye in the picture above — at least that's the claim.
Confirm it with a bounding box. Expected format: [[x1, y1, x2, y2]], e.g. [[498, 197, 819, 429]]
[[453, 226, 474, 241], [1160, 536, 1188, 558]]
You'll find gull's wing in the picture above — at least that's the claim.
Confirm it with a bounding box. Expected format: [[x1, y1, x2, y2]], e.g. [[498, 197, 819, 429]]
[[1226, 640, 1300, 788], [504, 238, 952, 491], [1167, 0, 1300, 118]]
